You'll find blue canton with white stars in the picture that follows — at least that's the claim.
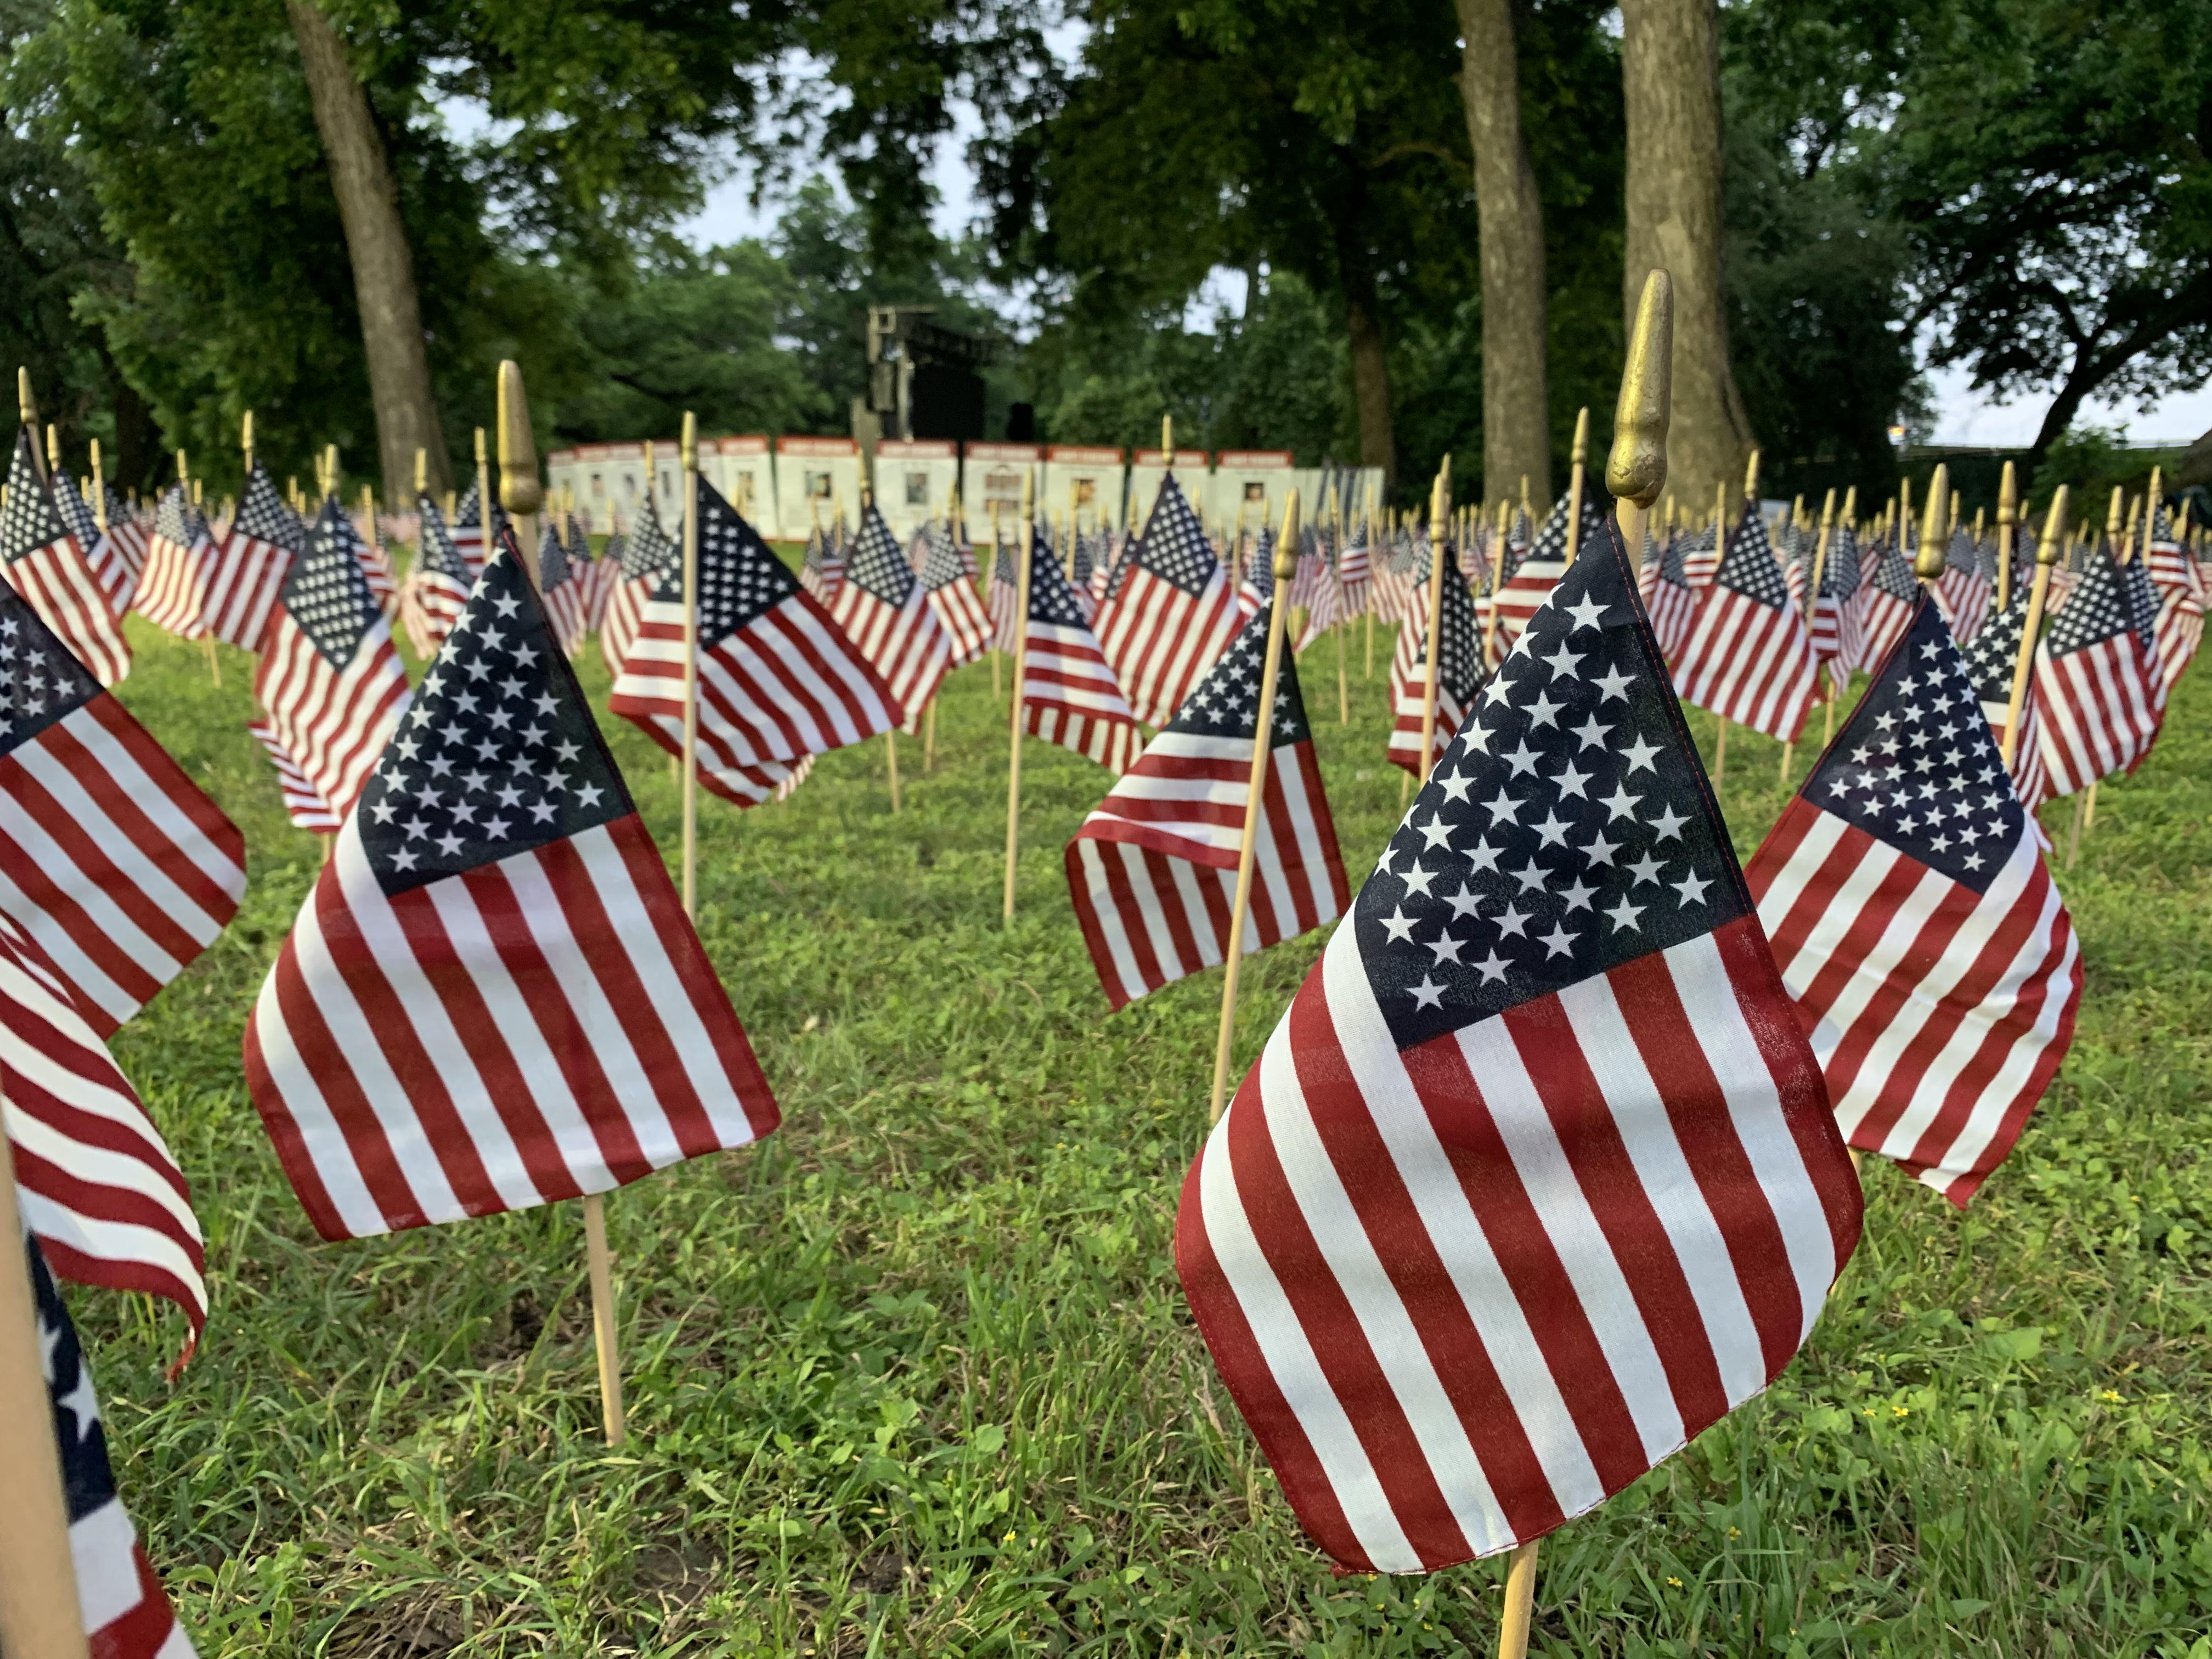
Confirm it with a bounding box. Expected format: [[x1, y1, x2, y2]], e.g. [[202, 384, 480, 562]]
[[847, 503, 918, 605], [647, 476, 801, 649], [0, 580, 98, 755], [622, 495, 678, 579], [1870, 534, 1920, 603], [285, 499, 385, 667], [359, 537, 631, 896], [1135, 475, 1217, 595], [1358, 526, 1745, 1049], [29, 1238, 114, 1525], [1717, 504, 1790, 608], [1027, 534, 1093, 628], [2, 430, 69, 561], [236, 460, 303, 555], [2046, 550, 2135, 655], [1417, 540, 1488, 708], [415, 493, 469, 582], [1804, 595, 2022, 896], [1960, 590, 2030, 701], [1164, 597, 1309, 744]]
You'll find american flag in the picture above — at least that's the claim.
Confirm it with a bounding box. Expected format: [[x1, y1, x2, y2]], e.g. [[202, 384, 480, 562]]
[[1067, 526, 1101, 623], [448, 478, 498, 580], [1808, 520, 1864, 674], [1370, 524, 1417, 633], [244, 537, 781, 1239], [2033, 542, 2159, 799], [1488, 494, 1609, 653], [1235, 526, 1278, 620], [202, 461, 299, 650], [986, 527, 1022, 653], [1336, 518, 1372, 615], [400, 493, 473, 659], [132, 484, 213, 642], [1960, 589, 2050, 810], [1680, 513, 1722, 589], [799, 515, 844, 602], [1, 908, 207, 1362], [828, 502, 949, 736], [537, 520, 592, 658], [608, 477, 896, 808], [249, 718, 341, 831], [600, 501, 679, 682], [1931, 525, 1992, 647], [0, 580, 245, 1035], [917, 517, 995, 667], [22, 1236, 199, 1657], [1293, 535, 1347, 654], [4, 432, 131, 686], [1854, 527, 1920, 673], [1388, 541, 1487, 776], [1639, 523, 1699, 660], [49, 469, 133, 617], [566, 512, 612, 633], [2117, 549, 2166, 719], [97, 484, 151, 603], [1019, 529, 1143, 774], [1093, 476, 1240, 727], [2143, 505, 2204, 695], [1748, 596, 2080, 1205], [1671, 502, 1818, 742], [1175, 523, 1861, 1572], [252, 499, 411, 826], [1066, 594, 1346, 1006]]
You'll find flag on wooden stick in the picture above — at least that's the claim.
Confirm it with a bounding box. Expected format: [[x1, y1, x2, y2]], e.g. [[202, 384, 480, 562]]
[[0, 580, 245, 1034], [1854, 527, 1919, 674], [917, 517, 994, 667], [132, 484, 213, 644], [4, 431, 131, 685], [244, 537, 780, 1240], [830, 501, 950, 736], [1670, 500, 1818, 742], [1093, 475, 1239, 727], [1747, 595, 2080, 1205], [1961, 590, 2050, 810], [1175, 525, 1860, 1572], [203, 460, 300, 649], [247, 719, 341, 831], [537, 520, 592, 658], [252, 499, 411, 827], [2143, 503, 2204, 692], [1387, 539, 1486, 776], [608, 476, 896, 806], [22, 1234, 200, 1656], [48, 467, 133, 617], [1067, 592, 1347, 1007], [400, 492, 473, 660], [2033, 542, 2159, 798], [600, 500, 679, 682], [1019, 528, 1142, 774]]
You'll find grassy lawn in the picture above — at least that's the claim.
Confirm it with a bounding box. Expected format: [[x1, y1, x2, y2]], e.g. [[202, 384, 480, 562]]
[[83, 596, 2212, 1658]]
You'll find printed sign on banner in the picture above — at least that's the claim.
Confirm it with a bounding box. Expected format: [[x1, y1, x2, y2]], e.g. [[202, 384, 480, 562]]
[[710, 436, 777, 531], [1127, 448, 1212, 534], [875, 439, 962, 542], [1042, 446, 1126, 532], [1207, 449, 1295, 533], [776, 436, 864, 541], [964, 443, 1043, 533]]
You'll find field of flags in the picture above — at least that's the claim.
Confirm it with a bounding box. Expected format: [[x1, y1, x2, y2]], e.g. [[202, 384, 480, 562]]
[[1, 359, 2208, 1656]]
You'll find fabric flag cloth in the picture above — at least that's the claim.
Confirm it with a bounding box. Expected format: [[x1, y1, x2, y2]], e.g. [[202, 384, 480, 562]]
[[253, 499, 411, 827], [4, 433, 132, 687], [1093, 475, 1241, 728], [247, 720, 341, 832], [102, 487, 151, 593], [1489, 494, 1609, 654], [600, 500, 680, 682], [537, 521, 592, 658], [918, 517, 995, 668], [1747, 595, 2080, 1205], [986, 531, 1022, 654], [1175, 521, 1861, 1572], [1336, 521, 1372, 616], [0, 578, 244, 1036], [401, 493, 473, 660], [2033, 542, 2160, 799], [1388, 542, 1489, 778], [448, 477, 494, 580], [608, 477, 896, 808], [1932, 526, 1992, 647], [1066, 592, 1347, 1007], [828, 503, 949, 737], [1294, 539, 1347, 655], [1854, 529, 1920, 675], [1960, 591, 2050, 811], [1671, 501, 1818, 743], [132, 485, 213, 644], [799, 517, 844, 602], [23, 1235, 199, 1657], [203, 461, 300, 650], [49, 470, 133, 618], [1808, 521, 1865, 678], [2143, 505, 2204, 695], [1, 909, 207, 1359], [245, 535, 781, 1240], [1639, 526, 1699, 662], [1018, 528, 1143, 774]]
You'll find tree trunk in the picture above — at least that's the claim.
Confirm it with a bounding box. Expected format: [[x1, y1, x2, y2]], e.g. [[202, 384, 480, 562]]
[[1455, 0, 1550, 505], [1621, 0, 1753, 511], [286, 0, 449, 505], [1335, 204, 1396, 491]]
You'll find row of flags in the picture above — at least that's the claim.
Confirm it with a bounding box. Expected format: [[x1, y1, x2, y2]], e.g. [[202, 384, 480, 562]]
[[0, 399, 2194, 1639]]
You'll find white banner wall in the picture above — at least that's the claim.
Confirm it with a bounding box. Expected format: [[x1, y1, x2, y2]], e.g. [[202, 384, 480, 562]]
[[776, 437, 864, 541], [710, 436, 777, 529], [874, 439, 962, 542], [1042, 445, 1127, 532], [1127, 449, 1212, 535], [1208, 450, 1296, 535], [963, 443, 1043, 536]]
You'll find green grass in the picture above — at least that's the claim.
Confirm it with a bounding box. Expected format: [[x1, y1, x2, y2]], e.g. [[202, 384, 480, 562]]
[[79, 601, 2212, 1658]]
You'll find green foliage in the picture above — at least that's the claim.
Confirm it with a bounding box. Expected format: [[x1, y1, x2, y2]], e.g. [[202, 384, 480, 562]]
[[75, 599, 2212, 1655]]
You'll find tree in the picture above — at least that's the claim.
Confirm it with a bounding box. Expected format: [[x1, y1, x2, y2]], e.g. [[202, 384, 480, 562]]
[[1455, 0, 1551, 503], [1621, 0, 1756, 509]]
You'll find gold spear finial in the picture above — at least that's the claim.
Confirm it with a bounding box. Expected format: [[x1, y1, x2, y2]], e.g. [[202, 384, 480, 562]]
[[1742, 447, 1761, 504], [1606, 269, 1673, 510], [241, 409, 255, 464], [44, 424, 59, 475], [1914, 463, 1950, 581], [16, 366, 35, 430], [496, 360, 544, 517]]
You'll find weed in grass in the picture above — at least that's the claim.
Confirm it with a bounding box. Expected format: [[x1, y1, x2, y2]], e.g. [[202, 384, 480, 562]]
[[76, 597, 2212, 1656]]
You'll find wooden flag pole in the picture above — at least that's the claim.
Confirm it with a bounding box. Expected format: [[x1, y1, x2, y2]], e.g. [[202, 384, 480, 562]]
[[1994, 462, 2017, 612], [1561, 406, 1590, 565], [989, 500, 1005, 701], [1709, 473, 1731, 787], [1207, 488, 1301, 1126], [500, 360, 625, 1448], [1416, 457, 1454, 783], [1002, 470, 1038, 923], [679, 412, 702, 919], [1820, 486, 1856, 750], [2001, 483, 2068, 772], [1782, 487, 1838, 782], [0, 1128, 92, 1659], [1363, 487, 1376, 680], [89, 439, 106, 545], [1329, 484, 1348, 724]]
